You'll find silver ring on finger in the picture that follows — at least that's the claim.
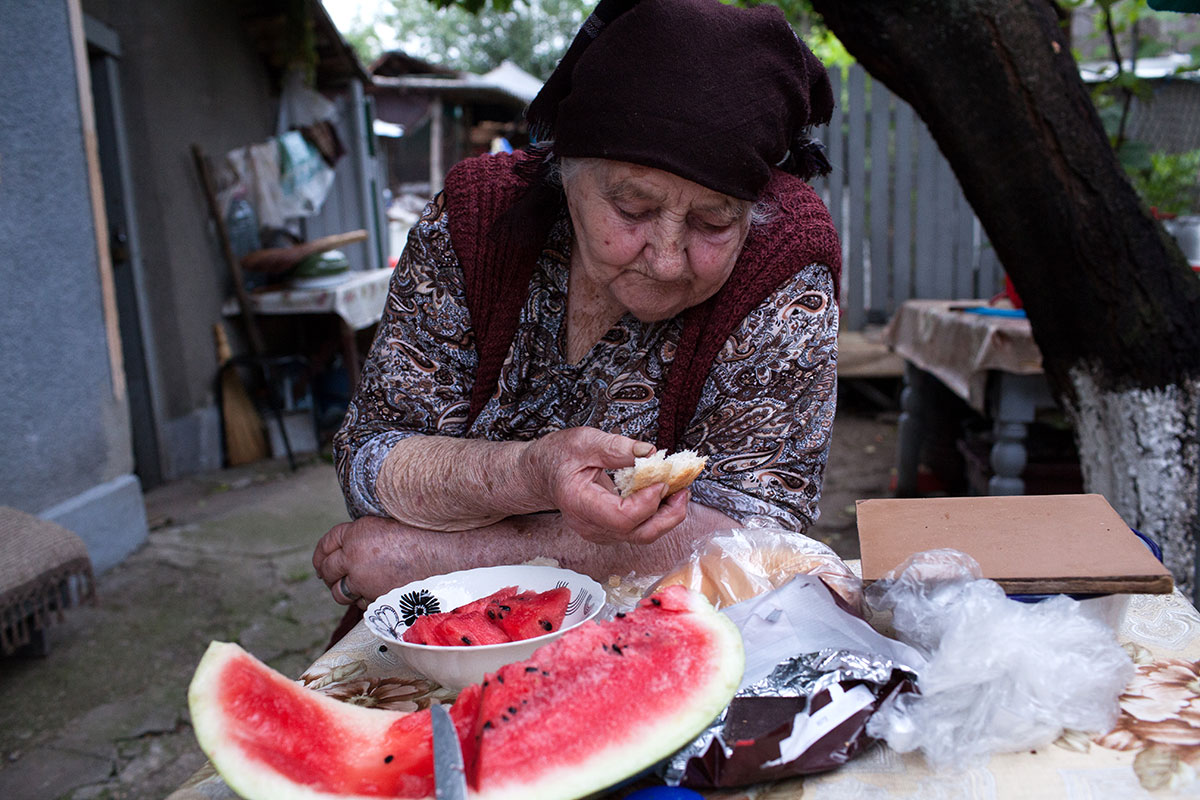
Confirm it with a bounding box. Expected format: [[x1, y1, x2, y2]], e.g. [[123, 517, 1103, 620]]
[[339, 575, 361, 603]]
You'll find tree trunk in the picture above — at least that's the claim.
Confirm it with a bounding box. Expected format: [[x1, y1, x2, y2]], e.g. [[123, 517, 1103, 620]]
[[810, 0, 1200, 595]]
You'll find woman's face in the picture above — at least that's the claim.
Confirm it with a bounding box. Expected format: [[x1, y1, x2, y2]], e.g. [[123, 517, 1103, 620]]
[[563, 159, 752, 323]]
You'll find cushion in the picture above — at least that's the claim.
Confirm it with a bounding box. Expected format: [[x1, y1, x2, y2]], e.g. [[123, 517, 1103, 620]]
[[0, 506, 96, 655]]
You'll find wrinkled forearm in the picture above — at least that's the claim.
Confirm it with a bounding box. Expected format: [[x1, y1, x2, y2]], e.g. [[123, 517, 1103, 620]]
[[375, 435, 551, 530], [414, 501, 741, 583]]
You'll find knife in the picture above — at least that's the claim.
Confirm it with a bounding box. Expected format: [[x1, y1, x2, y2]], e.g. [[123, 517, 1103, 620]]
[[430, 702, 468, 800]]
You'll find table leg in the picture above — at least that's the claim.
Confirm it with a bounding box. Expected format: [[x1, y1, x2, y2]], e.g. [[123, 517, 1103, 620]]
[[987, 373, 1053, 496], [895, 361, 926, 497], [340, 320, 361, 392]]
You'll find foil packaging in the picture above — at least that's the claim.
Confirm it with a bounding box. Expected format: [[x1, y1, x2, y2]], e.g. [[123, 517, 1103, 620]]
[[663, 576, 923, 788]]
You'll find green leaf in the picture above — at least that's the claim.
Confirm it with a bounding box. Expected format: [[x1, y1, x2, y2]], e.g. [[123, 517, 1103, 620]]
[[1124, 147, 1200, 215]]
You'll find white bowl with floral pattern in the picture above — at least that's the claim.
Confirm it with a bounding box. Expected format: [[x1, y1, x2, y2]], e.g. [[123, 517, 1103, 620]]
[[365, 564, 605, 690]]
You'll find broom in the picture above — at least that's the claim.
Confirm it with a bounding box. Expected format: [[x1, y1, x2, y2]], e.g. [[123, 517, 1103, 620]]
[[213, 322, 268, 466]]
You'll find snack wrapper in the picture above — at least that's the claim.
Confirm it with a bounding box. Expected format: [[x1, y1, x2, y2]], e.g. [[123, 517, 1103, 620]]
[[663, 576, 924, 787]]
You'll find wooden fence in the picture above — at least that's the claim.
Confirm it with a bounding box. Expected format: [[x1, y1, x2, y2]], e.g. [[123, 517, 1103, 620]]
[[814, 65, 1005, 332]]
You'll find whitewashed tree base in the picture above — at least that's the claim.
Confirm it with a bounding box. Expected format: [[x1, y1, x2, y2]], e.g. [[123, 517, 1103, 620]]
[[1066, 367, 1200, 600]]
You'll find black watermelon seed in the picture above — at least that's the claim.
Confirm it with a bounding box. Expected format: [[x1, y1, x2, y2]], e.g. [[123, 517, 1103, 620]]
[[615, 612, 626, 618], [461, 636, 472, 645], [487, 610, 496, 620], [385, 754, 394, 763], [483, 680, 489, 687], [508, 706, 518, 714], [541, 619, 553, 631], [483, 720, 494, 730], [525, 666, 539, 673], [499, 605, 511, 612], [542, 670, 550, 676], [650, 597, 662, 606], [602, 644, 609, 651], [501, 714, 510, 722], [612, 644, 623, 655], [497, 675, 504, 684]]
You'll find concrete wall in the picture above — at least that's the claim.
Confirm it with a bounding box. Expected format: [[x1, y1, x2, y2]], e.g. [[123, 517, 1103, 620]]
[[83, 0, 278, 478], [0, 0, 146, 571]]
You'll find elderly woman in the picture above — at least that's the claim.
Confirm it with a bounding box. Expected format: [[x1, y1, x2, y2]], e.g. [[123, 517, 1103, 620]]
[[313, 0, 842, 632]]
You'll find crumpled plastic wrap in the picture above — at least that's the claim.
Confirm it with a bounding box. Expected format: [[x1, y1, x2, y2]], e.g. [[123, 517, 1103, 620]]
[[662, 576, 923, 788], [648, 527, 864, 616], [863, 549, 1136, 771]]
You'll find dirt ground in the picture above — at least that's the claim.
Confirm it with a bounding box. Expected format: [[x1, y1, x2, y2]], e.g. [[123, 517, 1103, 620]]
[[0, 381, 899, 800], [807, 382, 901, 560]]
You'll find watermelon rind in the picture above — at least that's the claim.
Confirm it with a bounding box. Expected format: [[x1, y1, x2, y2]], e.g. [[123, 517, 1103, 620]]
[[188, 641, 431, 800]]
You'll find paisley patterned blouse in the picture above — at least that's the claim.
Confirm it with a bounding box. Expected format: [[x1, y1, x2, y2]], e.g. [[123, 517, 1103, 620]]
[[334, 198, 839, 532]]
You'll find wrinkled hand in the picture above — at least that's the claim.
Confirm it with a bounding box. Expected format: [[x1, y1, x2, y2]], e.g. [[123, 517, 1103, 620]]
[[313, 516, 437, 608], [522, 427, 689, 545]]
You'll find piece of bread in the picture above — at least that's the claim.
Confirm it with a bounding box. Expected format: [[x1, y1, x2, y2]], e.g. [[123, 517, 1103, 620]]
[[613, 449, 708, 498]]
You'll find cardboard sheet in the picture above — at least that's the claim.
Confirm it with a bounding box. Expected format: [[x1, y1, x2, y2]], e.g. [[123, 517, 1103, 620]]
[[857, 494, 1173, 594]]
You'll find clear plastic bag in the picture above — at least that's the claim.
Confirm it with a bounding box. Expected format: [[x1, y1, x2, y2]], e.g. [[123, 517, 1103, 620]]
[[647, 527, 864, 615], [864, 549, 1135, 770]]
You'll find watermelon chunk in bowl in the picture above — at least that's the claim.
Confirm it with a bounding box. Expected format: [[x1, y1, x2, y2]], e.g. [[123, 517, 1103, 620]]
[[365, 564, 605, 690]]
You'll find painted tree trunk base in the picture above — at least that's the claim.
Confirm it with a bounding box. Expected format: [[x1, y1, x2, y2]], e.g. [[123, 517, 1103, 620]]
[[1066, 368, 1200, 601]]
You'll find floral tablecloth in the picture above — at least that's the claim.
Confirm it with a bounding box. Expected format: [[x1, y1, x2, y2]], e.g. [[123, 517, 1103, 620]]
[[168, 568, 1200, 799]]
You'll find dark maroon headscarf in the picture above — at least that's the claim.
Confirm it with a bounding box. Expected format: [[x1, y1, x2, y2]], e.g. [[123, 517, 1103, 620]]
[[525, 0, 834, 200]]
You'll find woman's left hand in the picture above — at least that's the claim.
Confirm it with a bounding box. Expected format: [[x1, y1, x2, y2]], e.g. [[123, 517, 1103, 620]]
[[313, 516, 437, 609]]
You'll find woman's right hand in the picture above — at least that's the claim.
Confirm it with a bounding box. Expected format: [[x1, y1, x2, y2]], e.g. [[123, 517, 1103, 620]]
[[522, 427, 689, 546]]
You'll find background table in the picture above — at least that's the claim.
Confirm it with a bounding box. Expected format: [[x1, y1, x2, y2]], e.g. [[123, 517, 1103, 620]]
[[222, 268, 393, 389], [884, 299, 1058, 496], [169, 565, 1200, 800]]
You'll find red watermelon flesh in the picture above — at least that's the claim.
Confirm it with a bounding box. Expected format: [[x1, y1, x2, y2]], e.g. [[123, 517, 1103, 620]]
[[452, 586, 519, 616], [402, 612, 450, 645], [491, 587, 570, 640], [187, 585, 744, 800], [434, 610, 512, 646]]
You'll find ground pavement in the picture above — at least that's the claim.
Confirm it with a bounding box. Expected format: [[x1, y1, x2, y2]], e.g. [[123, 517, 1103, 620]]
[[0, 396, 898, 800]]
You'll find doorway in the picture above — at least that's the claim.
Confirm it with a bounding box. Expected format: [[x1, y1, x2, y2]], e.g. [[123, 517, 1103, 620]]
[[85, 15, 165, 489]]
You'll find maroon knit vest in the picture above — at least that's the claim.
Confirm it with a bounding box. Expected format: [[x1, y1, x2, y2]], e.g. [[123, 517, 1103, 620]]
[[445, 151, 842, 451]]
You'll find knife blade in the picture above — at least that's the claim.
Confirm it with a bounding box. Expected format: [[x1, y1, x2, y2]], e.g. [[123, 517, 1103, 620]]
[[430, 702, 468, 800]]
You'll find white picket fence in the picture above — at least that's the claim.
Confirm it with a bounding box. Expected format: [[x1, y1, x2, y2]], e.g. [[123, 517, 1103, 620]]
[[813, 65, 1005, 331]]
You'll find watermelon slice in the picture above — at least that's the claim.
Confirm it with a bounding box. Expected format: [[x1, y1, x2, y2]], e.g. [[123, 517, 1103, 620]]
[[491, 587, 570, 640], [188, 640, 481, 799], [402, 611, 450, 645], [451, 586, 519, 616], [188, 585, 743, 800], [434, 610, 512, 646]]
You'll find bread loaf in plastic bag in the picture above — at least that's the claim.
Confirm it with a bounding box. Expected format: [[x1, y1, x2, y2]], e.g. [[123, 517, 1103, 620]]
[[649, 528, 864, 616]]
